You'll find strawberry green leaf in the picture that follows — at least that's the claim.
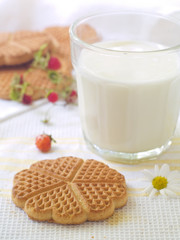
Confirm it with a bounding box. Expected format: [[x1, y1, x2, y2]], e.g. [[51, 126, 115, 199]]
[[32, 44, 50, 69], [48, 70, 63, 84], [10, 74, 29, 102]]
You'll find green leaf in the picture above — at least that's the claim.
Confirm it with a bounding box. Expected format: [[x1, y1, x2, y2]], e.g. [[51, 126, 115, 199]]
[[48, 70, 63, 84], [34, 43, 48, 59], [10, 87, 21, 101], [21, 82, 29, 96], [9, 74, 29, 102], [11, 74, 20, 86], [45, 89, 53, 98], [61, 90, 67, 99], [32, 44, 50, 70]]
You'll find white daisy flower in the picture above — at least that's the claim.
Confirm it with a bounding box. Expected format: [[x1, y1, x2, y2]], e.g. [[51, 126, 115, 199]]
[[142, 164, 180, 198]]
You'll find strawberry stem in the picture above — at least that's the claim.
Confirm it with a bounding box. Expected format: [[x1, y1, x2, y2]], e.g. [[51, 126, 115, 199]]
[[50, 135, 56, 143]]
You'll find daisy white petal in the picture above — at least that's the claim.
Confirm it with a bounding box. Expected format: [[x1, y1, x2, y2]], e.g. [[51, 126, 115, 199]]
[[168, 171, 180, 181], [143, 184, 153, 194], [168, 179, 180, 184], [160, 189, 167, 196], [167, 184, 180, 193], [154, 164, 160, 177], [163, 188, 178, 197], [159, 164, 169, 177], [142, 169, 154, 180], [149, 188, 158, 198]]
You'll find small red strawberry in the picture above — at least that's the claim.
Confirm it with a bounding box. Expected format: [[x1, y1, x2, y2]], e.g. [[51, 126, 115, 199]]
[[22, 94, 32, 105], [65, 90, 78, 104], [35, 134, 56, 153], [47, 92, 58, 103], [48, 57, 61, 70]]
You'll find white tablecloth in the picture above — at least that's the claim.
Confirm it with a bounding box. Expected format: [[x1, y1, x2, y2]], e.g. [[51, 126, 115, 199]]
[[0, 1, 180, 240], [0, 100, 180, 240]]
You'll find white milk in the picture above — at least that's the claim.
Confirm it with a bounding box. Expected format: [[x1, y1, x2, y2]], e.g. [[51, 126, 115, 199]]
[[76, 41, 180, 153]]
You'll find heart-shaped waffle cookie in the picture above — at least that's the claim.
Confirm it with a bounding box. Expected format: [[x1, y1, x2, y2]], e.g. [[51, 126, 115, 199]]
[[12, 157, 127, 224]]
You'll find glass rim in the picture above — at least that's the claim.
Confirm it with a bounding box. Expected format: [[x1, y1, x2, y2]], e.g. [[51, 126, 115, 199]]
[[69, 11, 180, 54]]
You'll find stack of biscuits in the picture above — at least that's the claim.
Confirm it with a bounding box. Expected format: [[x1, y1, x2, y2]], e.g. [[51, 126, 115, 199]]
[[0, 25, 100, 102], [0, 26, 73, 101]]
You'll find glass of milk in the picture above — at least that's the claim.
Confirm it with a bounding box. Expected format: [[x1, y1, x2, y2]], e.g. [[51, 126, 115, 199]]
[[70, 12, 180, 163]]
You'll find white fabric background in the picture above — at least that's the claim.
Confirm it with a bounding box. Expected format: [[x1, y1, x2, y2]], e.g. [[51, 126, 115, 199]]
[[0, 0, 180, 31], [0, 102, 180, 240]]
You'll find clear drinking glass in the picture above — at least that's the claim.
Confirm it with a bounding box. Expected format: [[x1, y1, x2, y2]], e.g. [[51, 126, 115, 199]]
[[70, 12, 180, 163]]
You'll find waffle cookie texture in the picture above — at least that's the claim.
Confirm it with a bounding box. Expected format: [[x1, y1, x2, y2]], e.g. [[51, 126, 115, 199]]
[[12, 157, 127, 224], [0, 27, 73, 100], [0, 25, 99, 101], [0, 62, 72, 100]]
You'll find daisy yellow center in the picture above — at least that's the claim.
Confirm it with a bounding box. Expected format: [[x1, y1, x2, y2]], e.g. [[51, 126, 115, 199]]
[[152, 176, 168, 190]]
